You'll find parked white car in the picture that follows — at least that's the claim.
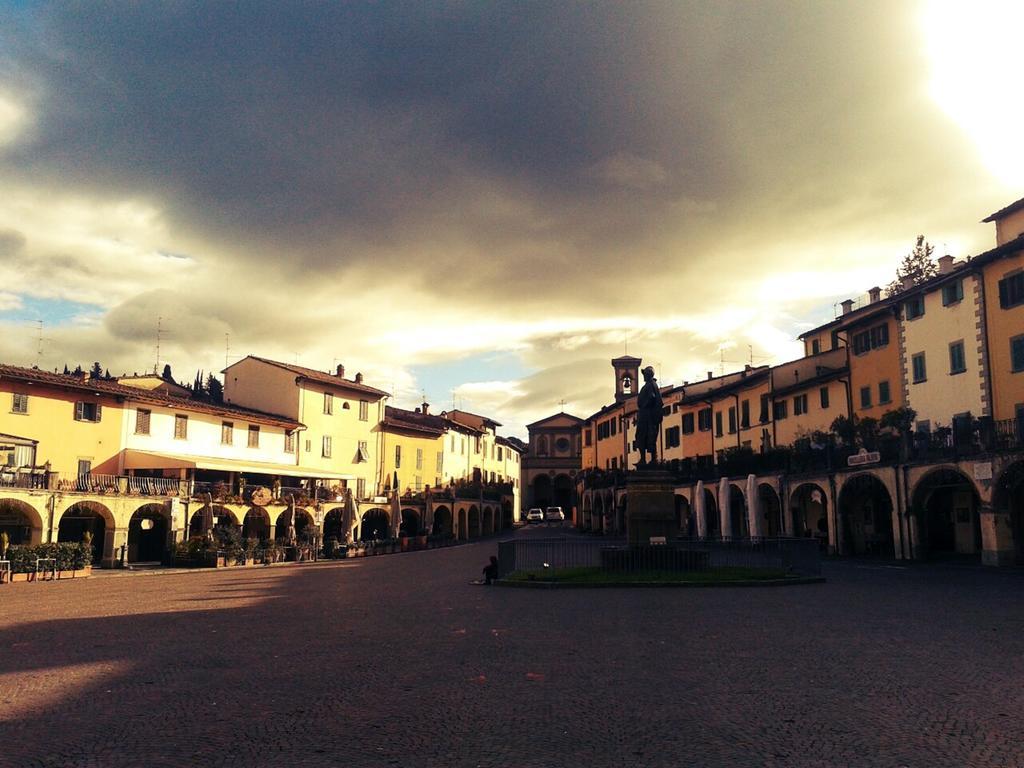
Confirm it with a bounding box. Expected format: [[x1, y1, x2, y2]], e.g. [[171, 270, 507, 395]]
[[526, 508, 545, 523], [544, 507, 565, 522]]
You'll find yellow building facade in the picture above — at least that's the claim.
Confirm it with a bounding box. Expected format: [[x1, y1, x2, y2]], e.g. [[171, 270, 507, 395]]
[[223, 356, 387, 499]]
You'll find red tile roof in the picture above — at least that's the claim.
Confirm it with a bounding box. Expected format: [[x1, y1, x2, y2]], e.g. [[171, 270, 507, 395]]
[[982, 196, 1024, 223], [383, 406, 448, 436], [0, 363, 301, 429], [241, 356, 389, 398]]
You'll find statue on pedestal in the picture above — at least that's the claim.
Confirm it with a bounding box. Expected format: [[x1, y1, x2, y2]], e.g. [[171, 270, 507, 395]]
[[635, 366, 663, 467]]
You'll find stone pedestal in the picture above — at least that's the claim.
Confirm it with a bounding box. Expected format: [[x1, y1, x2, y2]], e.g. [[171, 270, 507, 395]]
[[626, 470, 677, 546]]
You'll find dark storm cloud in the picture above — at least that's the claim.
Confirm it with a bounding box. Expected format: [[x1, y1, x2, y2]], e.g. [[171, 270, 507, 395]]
[[4, 0, 974, 306], [0, 229, 26, 258]]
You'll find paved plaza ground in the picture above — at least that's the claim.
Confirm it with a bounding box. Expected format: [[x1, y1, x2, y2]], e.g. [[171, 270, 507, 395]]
[[2, 528, 1023, 768]]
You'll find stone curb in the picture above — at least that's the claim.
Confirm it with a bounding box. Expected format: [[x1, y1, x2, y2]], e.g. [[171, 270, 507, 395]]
[[494, 575, 827, 589]]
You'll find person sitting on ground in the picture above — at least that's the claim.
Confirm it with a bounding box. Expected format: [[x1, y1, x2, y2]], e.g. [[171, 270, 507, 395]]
[[482, 555, 499, 585]]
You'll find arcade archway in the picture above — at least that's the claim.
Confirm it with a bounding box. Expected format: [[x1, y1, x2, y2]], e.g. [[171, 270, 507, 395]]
[[127, 503, 169, 563], [432, 505, 453, 536], [58, 501, 113, 564], [0, 499, 42, 546], [759, 484, 783, 537], [838, 474, 895, 557], [993, 460, 1024, 564], [791, 483, 828, 542], [359, 508, 389, 541], [911, 468, 981, 559]]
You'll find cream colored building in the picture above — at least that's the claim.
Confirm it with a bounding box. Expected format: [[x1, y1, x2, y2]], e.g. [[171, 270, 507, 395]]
[[223, 357, 388, 500], [899, 258, 989, 429]]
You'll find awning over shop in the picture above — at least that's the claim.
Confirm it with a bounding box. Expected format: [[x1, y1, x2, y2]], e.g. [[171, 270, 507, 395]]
[[121, 449, 354, 480]]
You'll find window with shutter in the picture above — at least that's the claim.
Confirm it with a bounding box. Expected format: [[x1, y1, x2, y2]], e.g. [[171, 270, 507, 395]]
[[819, 387, 830, 409], [135, 409, 151, 435], [248, 425, 260, 448], [1011, 335, 1024, 373], [999, 272, 1024, 309], [174, 414, 188, 439]]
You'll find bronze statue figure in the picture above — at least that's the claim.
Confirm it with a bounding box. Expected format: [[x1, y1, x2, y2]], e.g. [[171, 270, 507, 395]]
[[635, 366, 663, 467]]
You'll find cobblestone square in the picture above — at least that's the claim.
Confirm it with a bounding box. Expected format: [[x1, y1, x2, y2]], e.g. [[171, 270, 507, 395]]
[[3, 531, 1023, 767]]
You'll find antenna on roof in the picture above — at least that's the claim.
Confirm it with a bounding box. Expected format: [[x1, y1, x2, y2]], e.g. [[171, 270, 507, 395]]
[[225, 333, 230, 370], [624, 330, 628, 356], [154, 316, 164, 374], [35, 320, 50, 368], [558, 398, 566, 412]]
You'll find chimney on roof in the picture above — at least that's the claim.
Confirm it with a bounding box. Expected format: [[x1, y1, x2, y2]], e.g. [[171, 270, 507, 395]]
[[336, 364, 345, 378], [355, 372, 363, 384], [868, 286, 881, 303], [414, 407, 421, 414], [421, 401, 429, 415], [841, 299, 854, 315], [707, 371, 713, 380], [938, 255, 954, 274], [901, 276, 915, 290]]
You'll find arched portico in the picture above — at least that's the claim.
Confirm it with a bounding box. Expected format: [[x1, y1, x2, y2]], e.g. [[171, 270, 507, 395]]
[[838, 473, 895, 557], [790, 483, 829, 546], [482, 506, 494, 535], [127, 503, 170, 563], [457, 507, 468, 540], [432, 505, 452, 536], [0, 498, 43, 546], [359, 508, 389, 541], [243, 507, 272, 541], [703, 489, 719, 538], [759, 484, 783, 537], [400, 508, 420, 537], [729, 484, 748, 539], [468, 505, 480, 538], [58, 500, 114, 565], [910, 468, 981, 560]]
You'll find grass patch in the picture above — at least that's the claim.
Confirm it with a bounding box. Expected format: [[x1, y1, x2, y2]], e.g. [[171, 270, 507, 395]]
[[505, 566, 789, 584]]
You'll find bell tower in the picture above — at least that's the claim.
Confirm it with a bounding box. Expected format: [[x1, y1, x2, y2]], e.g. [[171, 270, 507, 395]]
[[611, 356, 642, 403]]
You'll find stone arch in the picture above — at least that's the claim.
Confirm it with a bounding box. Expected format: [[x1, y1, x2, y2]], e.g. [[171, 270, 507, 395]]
[[58, 500, 115, 565], [703, 488, 719, 538], [127, 503, 170, 564], [322, 507, 347, 543], [242, 507, 272, 541], [432, 505, 453, 536], [992, 460, 1024, 564], [457, 506, 468, 540], [790, 483, 829, 542], [502, 500, 513, 529], [359, 507, 389, 541], [838, 473, 895, 557], [468, 505, 480, 538], [0, 498, 44, 546], [482, 506, 494, 535], [675, 494, 694, 537], [729, 483, 748, 539], [909, 467, 981, 559], [758, 484, 783, 537], [400, 508, 420, 536], [532, 474, 552, 509], [191, 505, 238, 537]]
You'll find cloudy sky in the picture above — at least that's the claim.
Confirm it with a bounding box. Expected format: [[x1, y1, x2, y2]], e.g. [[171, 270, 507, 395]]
[[0, 1, 1020, 437]]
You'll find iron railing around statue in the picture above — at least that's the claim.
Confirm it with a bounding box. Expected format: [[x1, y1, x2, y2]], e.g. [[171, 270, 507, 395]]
[[497, 536, 820, 578]]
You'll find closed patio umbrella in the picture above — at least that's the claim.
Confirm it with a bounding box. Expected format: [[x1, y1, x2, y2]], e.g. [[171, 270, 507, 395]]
[[341, 487, 356, 544], [694, 481, 706, 539], [390, 490, 403, 539]]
